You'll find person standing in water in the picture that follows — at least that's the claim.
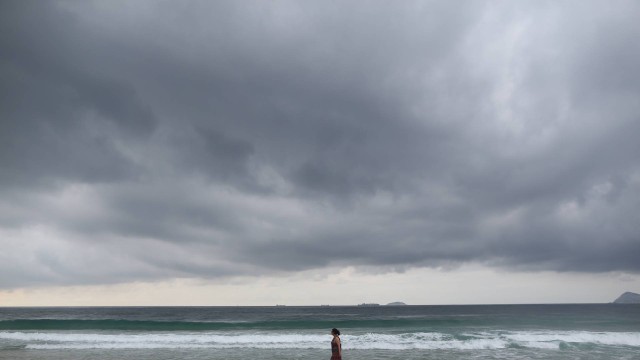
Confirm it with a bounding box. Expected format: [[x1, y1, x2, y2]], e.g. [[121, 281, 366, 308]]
[[330, 328, 342, 360]]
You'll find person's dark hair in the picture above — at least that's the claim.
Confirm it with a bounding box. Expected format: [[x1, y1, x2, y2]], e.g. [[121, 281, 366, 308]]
[[331, 328, 340, 336]]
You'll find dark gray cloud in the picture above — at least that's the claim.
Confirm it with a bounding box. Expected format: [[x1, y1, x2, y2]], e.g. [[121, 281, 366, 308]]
[[0, 1, 155, 190], [1, 0, 639, 288]]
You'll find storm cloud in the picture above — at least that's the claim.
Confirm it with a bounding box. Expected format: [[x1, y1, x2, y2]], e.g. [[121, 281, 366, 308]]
[[1, 0, 639, 288]]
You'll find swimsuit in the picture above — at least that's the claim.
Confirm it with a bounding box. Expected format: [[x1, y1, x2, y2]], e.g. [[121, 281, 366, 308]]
[[331, 337, 342, 360]]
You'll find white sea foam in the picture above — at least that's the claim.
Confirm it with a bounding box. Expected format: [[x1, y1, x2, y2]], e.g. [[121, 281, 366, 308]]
[[503, 331, 640, 347], [1, 330, 639, 350]]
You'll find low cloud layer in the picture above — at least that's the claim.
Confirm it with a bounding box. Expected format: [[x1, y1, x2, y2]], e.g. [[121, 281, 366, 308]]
[[1, 0, 639, 288]]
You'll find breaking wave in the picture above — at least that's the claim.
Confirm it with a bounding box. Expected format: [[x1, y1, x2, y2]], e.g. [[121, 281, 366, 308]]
[[1, 330, 639, 350]]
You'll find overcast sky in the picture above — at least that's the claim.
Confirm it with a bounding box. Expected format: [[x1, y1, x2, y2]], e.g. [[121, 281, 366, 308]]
[[1, 0, 640, 305]]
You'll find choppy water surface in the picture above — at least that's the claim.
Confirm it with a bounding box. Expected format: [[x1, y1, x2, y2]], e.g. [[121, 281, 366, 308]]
[[1, 304, 639, 359]]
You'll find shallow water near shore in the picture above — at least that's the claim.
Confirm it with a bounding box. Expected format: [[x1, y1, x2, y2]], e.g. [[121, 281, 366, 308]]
[[1, 304, 639, 359]]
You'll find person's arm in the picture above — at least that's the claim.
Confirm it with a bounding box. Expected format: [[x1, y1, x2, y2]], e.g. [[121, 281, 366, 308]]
[[337, 338, 342, 356]]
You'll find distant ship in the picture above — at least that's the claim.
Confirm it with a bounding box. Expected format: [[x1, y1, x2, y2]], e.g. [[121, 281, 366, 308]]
[[357, 303, 380, 307], [275, 304, 286, 307]]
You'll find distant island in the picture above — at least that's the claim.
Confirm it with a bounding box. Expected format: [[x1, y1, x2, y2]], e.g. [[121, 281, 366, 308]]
[[356, 302, 407, 306], [613, 292, 640, 304]]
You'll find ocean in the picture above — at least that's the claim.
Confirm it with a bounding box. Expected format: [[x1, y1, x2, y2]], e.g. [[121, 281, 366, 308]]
[[0, 304, 639, 359]]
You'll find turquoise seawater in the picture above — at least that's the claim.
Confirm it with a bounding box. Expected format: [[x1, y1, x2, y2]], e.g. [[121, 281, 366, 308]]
[[1, 304, 639, 359]]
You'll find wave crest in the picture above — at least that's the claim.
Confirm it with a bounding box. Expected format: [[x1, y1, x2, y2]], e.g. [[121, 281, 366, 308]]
[[2, 330, 640, 350]]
